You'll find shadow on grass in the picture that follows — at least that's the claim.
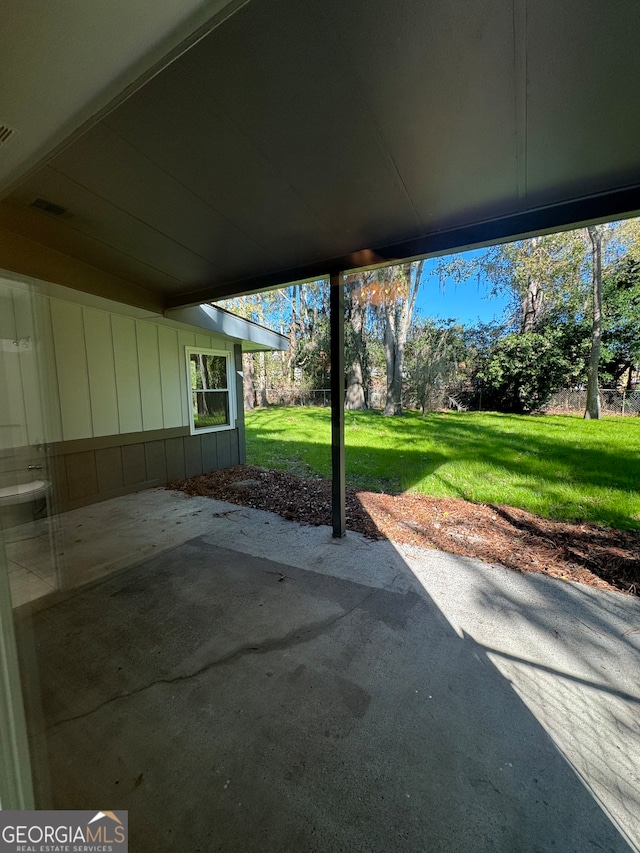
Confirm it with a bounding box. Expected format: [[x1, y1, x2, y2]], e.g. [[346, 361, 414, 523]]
[[247, 408, 640, 531]]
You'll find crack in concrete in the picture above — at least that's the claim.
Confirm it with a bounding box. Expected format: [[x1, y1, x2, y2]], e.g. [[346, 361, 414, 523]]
[[50, 586, 381, 730]]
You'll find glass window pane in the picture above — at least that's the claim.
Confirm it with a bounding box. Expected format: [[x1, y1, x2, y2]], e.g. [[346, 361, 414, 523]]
[[192, 390, 229, 429], [190, 353, 227, 391]]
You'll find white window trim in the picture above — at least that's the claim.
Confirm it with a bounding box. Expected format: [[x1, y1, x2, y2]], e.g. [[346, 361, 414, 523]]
[[185, 346, 236, 435]]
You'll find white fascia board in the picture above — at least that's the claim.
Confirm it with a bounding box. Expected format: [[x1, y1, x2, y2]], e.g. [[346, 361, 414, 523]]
[[165, 304, 288, 351], [0, 269, 287, 349]]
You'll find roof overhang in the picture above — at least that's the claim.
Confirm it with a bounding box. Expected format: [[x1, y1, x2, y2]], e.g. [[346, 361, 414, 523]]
[[165, 304, 288, 351], [1, 272, 286, 351], [1, 0, 639, 309]]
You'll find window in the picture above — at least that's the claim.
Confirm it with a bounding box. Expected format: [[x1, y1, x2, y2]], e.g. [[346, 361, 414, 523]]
[[186, 347, 235, 433]]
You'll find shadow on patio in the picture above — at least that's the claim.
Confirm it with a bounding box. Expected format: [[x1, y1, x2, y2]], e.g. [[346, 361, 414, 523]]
[[11, 489, 640, 852]]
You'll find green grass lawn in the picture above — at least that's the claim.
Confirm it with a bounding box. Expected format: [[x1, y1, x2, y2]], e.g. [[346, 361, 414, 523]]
[[245, 406, 640, 531]]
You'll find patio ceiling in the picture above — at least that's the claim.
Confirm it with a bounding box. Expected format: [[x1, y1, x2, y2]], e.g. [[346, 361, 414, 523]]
[[1, 0, 640, 311]]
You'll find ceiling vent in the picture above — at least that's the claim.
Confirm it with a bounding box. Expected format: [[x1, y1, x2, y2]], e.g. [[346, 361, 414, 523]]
[[0, 124, 16, 147], [30, 197, 69, 217]]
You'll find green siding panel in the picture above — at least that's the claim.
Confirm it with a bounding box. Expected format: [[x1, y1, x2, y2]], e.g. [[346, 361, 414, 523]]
[[216, 430, 231, 469], [165, 437, 186, 482], [65, 451, 98, 501], [122, 443, 146, 486], [201, 432, 218, 472], [145, 440, 167, 484], [95, 446, 124, 494]]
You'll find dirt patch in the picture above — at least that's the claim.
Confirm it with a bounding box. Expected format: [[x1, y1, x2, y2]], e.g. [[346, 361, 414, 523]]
[[168, 465, 640, 596]]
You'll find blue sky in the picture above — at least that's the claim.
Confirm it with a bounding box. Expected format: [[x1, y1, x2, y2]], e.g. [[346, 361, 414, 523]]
[[415, 251, 510, 326]]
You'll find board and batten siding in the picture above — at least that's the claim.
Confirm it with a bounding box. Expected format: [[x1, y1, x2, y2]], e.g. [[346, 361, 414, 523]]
[[0, 279, 50, 452], [47, 300, 232, 442], [0, 277, 244, 510]]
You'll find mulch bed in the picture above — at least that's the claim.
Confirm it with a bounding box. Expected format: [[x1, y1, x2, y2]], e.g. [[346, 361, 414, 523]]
[[168, 465, 640, 596]]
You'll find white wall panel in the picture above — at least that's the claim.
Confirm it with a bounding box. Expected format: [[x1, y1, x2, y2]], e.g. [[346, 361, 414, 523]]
[[0, 284, 26, 450], [112, 315, 143, 434], [213, 335, 231, 351], [178, 331, 196, 429], [12, 288, 45, 447], [83, 308, 119, 437], [136, 321, 163, 430], [34, 294, 63, 443], [50, 300, 92, 441], [0, 275, 243, 445], [158, 326, 182, 429]]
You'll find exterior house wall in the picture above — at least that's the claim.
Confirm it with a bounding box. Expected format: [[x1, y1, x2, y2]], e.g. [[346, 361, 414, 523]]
[[0, 276, 245, 513]]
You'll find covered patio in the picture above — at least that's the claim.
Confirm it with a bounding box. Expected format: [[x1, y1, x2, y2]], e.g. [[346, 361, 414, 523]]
[[13, 488, 640, 851], [2, 0, 640, 539], [1, 0, 640, 846]]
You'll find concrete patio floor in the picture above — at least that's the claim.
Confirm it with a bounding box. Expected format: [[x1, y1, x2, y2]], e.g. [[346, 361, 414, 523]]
[[13, 489, 640, 852]]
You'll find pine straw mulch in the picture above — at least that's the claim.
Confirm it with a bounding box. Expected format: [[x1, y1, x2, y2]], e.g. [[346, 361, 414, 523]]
[[168, 465, 640, 597]]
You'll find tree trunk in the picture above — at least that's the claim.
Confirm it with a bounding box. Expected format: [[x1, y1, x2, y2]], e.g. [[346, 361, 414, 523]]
[[287, 286, 298, 380], [520, 236, 545, 332], [521, 276, 544, 332], [258, 351, 268, 407], [382, 260, 424, 416], [345, 284, 368, 409], [196, 354, 208, 415], [345, 360, 366, 409], [383, 312, 402, 415], [242, 352, 256, 410], [584, 225, 603, 420], [253, 299, 270, 406]]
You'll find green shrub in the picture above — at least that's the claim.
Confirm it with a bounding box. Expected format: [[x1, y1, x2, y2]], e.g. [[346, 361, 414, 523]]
[[477, 330, 571, 413]]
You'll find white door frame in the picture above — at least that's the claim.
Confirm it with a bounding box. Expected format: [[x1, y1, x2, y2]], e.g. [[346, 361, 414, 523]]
[[0, 536, 34, 809]]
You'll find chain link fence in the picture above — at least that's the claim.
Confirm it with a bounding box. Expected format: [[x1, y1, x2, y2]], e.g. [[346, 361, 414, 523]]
[[264, 387, 389, 408], [543, 388, 640, 416], [265, 388, 332, 407], [262, 386, 640, 415]]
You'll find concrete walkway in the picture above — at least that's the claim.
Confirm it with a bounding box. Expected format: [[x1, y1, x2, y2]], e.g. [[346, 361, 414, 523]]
[[16, 489, 640, 852]]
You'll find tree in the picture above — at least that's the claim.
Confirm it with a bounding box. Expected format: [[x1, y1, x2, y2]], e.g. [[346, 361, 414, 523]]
[[405, 319, 466, 413], [344, 274, 371, 409], [600, 253, 640, 388], [581, 221, 640, 416], [215, 219, 640, 414], [435, 221, 640, 412], [363, 261, 424, 415], [217, 281, 331, 406], [437, 232, 585, 334], [242, 352, 256, 410], [294, 312, 331, 390], [584, 225, 604, 418], [381, 261, 424, 415], [476, 329, 571, 413]]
